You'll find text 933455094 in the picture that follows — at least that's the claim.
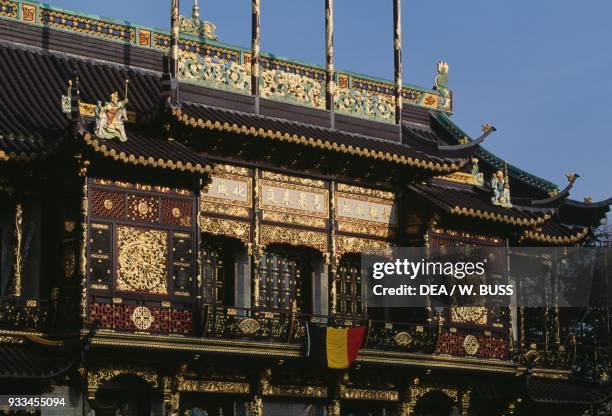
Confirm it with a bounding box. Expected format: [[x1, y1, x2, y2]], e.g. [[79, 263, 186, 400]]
[[1, 396, 66, 409]]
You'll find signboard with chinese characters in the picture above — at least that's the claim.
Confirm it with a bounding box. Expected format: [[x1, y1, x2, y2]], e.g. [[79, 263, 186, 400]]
[[335, 183, 397, 238], [259, 174, 329, 229], [200, 165, 252, 218]]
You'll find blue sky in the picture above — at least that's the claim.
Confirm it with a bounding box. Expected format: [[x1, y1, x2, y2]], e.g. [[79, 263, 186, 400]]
[[47, 0, 611, 202]]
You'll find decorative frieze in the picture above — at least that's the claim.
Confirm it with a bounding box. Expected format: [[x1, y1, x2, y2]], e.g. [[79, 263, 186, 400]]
[[177, 378, 250, 394], [260, 58, 326, 109], [260, 225, 328, 253], [336, 235, 391, 257], [39, 8, 135, 43], [8, 2, 452, 114], [339, 386, 399, 401], [179, 51, 250, 94], [335, 81, 396, 124], [200, 217, 250, 243]]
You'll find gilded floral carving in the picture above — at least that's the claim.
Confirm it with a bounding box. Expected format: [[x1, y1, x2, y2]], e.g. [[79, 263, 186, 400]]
[[116, 226, 168, 294], [260, 225, 327, 253], [260, 67, 325, 109], [200, 217, 251, 243], [179, 51, 250, 94], [335, 87, 395, 123], [336, 236, 391, 257]]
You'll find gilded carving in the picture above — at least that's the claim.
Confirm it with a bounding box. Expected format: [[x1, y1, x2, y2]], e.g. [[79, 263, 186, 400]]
[[238, 317, 260, 334], [179, 51, 250, 94], [177, 378, 250, 394], [335, 86, 395, 123], [248, 396, 263, 416], [339, 387, 399, 401], [336, 236, 391, 257], [337, 183, 395, 200], [87, 365, 158, 399], [21, 4, 35, 22], [200, 200, 250, 218], [463, 335, 480, 355], [260, 225, 328, 253], [394, 331, 413, 347], [178, 14, 217, 40], [262, 171, 326, 188], [127, 195, 157, 222], [132, 306, 154, 330], [435, 172, 480, 186], [327, 400, 341, 416], [217, 164, 250, 176], [337, 220, 394, 238], [116, 226, 168, 294], [262, 210, 327, 229], [260, 66, 325, 109], [451, 307, 488, 326], [200, 217, 251, 243], [10, 203, 23, 296]]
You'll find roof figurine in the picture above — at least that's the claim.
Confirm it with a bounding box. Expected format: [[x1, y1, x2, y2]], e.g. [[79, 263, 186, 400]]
[[179, 0, 218, 40], [471, 157, 484, 186], [94, 81, 129, 142], [491, 164, 512, 208], [434, 60, 450, 110]]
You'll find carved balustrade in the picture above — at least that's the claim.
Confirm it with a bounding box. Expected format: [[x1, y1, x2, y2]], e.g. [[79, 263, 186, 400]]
[[0, 297, 47, 331]]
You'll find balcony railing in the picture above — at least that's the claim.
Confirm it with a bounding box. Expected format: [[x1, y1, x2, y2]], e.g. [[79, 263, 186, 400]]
[[0, 297, 47, 331]]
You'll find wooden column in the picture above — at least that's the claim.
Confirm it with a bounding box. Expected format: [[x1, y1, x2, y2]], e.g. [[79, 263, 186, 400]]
[[251, 0, 261, 112], [325, 0, 335, 127], [393, 0, 402, 126], [170, 0, 180, 104]]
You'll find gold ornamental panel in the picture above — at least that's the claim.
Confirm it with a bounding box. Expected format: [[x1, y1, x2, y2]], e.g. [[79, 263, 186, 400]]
[[336, 236, 392, 257], [200, 217, 251, 244], [259, 180, 329, 218], [463, 335, 480, 355], [451, 306, 488, 326], [336, 183, 395, 200], [339, 387, 399, 401], [177, 378, 250, 394], [262, 171, 326, 188], [260, 225, 328, 253], [262, 210, 327, 229], [116, 226, 168, 294], [132, 306, 154, 330]]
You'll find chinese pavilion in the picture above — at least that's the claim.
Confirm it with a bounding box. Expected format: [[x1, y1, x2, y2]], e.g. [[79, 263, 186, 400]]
[[0, 1, 610, 415]]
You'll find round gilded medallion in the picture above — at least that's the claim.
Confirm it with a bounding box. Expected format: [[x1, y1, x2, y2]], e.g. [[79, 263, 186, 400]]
[[238, 318, 261, 335], [172, 207, 181, 218], [463, 335, 479, 355], [132, 306, 154, 330], [394, 331, 413, 347], [103, 199, 114, 210], [137, 201, 150, 215]]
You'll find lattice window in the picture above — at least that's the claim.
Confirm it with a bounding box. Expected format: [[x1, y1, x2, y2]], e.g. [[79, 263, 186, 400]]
[[258, 249, 303, 312], [334, 255, 363, 324], [201, 237, 240, 308]]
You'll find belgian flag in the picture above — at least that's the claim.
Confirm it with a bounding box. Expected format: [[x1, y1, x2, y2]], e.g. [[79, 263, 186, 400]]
[[306, 323, 366, 369]]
